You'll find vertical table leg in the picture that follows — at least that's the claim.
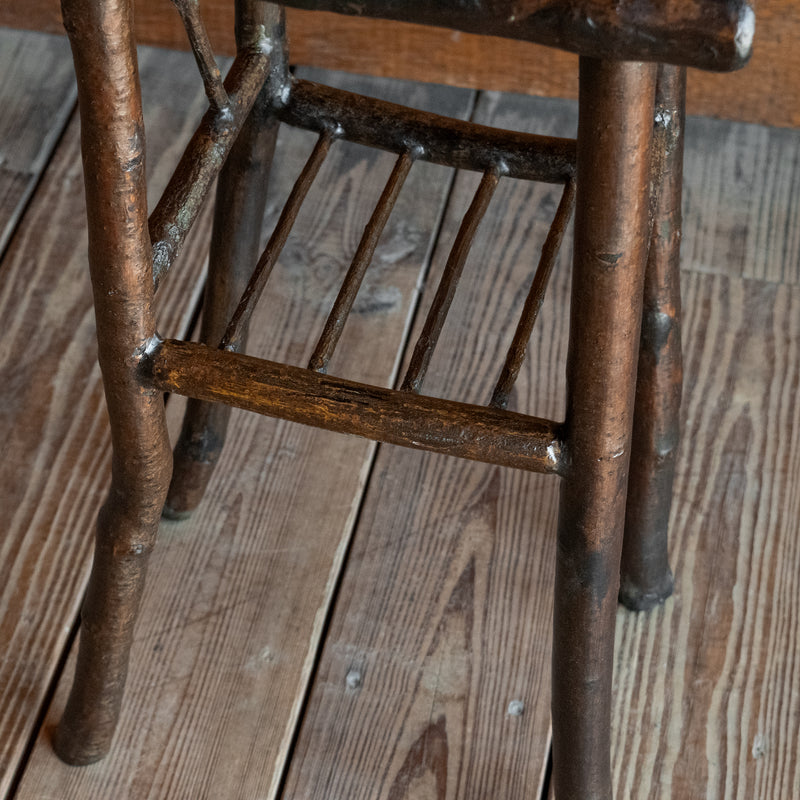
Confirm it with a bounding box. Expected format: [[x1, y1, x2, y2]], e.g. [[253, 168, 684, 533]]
[[551, 58, 656, 799]]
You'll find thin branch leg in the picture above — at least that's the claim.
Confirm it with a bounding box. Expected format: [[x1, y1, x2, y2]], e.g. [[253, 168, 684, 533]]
[[552, 58, 656, 800], [55, 0, 172, 764], [620, 64, 686, 610], [164, 2, 286, 518]]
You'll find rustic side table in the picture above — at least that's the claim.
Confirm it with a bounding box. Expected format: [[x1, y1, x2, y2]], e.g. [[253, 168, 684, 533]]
[[54, 1, 754, 796]]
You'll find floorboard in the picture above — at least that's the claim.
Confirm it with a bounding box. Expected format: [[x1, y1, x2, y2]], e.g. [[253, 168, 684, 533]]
[[610, 272, 800, 799], [0, 30, 75, 260], [681, 116, 800, 285]]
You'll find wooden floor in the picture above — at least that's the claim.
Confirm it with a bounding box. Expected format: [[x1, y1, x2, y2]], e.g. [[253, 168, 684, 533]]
[[1, 28, 799, 800]]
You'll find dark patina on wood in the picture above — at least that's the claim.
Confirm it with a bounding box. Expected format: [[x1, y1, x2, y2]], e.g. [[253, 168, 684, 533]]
[[620, 63, 686, 611], [276, 78, 577, 182], [55, 0, 174, 765], [146, 339, 565, 474], [283, 0, 755, 71], [552, 57, 657, 800]]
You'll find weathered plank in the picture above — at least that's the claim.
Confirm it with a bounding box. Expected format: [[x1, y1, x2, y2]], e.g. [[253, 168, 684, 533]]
[[14, 72, 474, 799], [0, 29, 76, 257], [681, 115, 800, 285], [281, 92, 578, 800], [611, 270, 800, 799], [0, 45, 215, 798], [608, 117, 800, 798]]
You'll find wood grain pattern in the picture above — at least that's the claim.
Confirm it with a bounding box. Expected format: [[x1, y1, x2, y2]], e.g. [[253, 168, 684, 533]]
[[681, 115, 800, 285], [14, 71, 474, 799], [2, 0, 798, 128], [611, 271, 800, 799], [281, 92, 577, 800], [547, 98, 800, 800], [0, 45, 217, 797], [0, 29, 76, 257]]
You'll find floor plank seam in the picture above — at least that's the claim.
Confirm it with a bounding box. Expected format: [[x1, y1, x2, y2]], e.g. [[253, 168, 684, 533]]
[[0, 98, 78, 269], [3, 614, 80, 800], [273, 440, 383, 800]]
